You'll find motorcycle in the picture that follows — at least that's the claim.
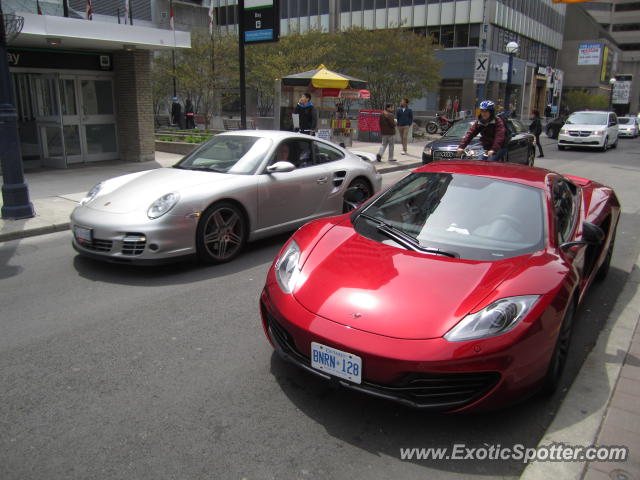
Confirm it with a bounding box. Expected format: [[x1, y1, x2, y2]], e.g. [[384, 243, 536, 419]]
[[426, 112, 457, 135]]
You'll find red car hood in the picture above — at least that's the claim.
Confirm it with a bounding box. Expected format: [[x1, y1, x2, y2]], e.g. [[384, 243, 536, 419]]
[[293, 223, 532, 340]]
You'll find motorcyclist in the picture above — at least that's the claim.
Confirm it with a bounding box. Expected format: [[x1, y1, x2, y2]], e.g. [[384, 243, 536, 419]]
[[456, 100, 508, 162]]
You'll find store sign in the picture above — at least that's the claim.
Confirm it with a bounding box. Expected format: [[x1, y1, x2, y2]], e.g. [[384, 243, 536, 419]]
[[578, 43, 601, 65], [242, 0, 279, 43], [473, 52, 489, 85], [8, 49, 112, 71], [613, 80, 632, 105]]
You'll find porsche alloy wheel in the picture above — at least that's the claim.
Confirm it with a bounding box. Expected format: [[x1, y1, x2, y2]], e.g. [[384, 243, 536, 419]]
[[542, 300, 576, 395], [197, 201, 247, 264]]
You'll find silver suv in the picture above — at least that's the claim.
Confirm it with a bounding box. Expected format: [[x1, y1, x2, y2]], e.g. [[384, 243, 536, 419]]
[[558, 111, 619, 151]]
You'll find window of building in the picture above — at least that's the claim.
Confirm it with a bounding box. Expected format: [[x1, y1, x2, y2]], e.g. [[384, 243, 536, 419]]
[[363, 0, 374, 9], [320, 0, 330, 14], [620, 43, 640, 51], [469, 24, 480, 47], [388, 0, 400, 7], [375, 0, 385, 8], [299, 0, 308, 17], [441, 25, 454, 48], [615, 2, 640, 12], [281, 0, 289, 18], [612, 23, 640, 32], [428, 26, 440, 45], [352, 0, 362, 11], [401, 0, 413, 6], [340, 0, 350, 12], [454, 24, 469, 47]]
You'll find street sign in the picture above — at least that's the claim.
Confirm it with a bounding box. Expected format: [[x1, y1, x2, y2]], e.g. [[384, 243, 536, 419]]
[[474, 53, 489, 84], [242, 0, 279, 44]]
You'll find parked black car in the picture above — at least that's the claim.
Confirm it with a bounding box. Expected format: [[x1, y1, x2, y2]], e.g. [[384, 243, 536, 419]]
[[545, 116, 566, 139], [422, 119, 536, 165]]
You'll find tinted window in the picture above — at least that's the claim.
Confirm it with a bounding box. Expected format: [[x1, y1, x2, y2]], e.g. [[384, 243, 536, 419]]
[[553, 180, 577, 243], [354, 172, 545, 261], [619, 117, 632, 124], [314, 141, 344, 164], [176, 135, 271, 175]]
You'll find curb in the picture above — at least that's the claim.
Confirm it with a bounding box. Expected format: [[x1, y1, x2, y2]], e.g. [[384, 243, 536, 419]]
[[520, 255, 640, 479], [376, 161, 423, 174], [0, 222, 71, 243]]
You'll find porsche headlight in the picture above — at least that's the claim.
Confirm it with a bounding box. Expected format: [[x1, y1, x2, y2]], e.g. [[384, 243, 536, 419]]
[[424, 146, 432, 156], [80, 182, 103, 205], [444, 295, 540, 342], [275, 240, 301, 294], [147, 192, 180, 219]]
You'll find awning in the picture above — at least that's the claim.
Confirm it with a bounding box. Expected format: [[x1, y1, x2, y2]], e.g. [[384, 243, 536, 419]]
[[282, 64, 367, 90]]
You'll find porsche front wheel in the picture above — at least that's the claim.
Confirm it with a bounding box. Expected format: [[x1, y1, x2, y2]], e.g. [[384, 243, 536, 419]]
[[196, 201, 247, 264]]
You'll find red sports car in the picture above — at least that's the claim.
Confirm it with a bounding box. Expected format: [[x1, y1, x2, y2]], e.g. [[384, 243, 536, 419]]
[[260, 161, 620, 412]]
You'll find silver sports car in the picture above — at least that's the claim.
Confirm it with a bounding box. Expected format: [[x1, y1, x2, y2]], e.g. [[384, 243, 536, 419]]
[[70, 131, 382, 264]]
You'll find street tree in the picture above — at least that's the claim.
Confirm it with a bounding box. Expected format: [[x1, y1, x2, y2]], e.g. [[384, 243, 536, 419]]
[[332, 27, 442, 109]]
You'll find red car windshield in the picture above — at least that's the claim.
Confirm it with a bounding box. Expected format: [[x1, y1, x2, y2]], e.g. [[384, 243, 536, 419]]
[[355, 172, 546, 261]]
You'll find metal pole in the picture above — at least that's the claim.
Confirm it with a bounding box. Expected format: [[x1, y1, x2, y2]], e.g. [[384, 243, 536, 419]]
[[238, 0, 246, 129], [504, 52, 514, 113], [0, 4, 34, 219]]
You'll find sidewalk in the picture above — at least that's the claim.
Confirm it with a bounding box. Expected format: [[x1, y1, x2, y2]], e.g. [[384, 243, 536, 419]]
[[0, 139, 428, 243], [521, 256, 640, 480]]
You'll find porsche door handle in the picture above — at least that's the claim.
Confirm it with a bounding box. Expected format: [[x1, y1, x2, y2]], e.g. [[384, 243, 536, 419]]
[[316, 177, 328, 184]]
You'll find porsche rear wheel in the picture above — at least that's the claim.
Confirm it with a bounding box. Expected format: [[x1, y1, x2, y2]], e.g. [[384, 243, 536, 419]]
[[196, 201, 247, 264], [541, 300, 576, 395]]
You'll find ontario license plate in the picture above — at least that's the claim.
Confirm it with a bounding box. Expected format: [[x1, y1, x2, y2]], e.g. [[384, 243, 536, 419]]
[[311, 342, 362, 384], [74, 226, 92, 243]]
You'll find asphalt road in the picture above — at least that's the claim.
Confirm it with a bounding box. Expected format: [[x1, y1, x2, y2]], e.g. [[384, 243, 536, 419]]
[[2, 136, 640, 480]]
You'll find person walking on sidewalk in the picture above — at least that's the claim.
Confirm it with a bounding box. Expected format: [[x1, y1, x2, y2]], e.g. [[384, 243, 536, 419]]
[[377, 103, 396, 162], [396, 98, 413, 155], [185, 99, 195, 129], [171, 97, 182, 128], [529, 108, 544, 158]]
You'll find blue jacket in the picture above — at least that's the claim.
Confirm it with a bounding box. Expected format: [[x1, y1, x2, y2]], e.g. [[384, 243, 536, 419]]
[[396, 106, 413, 127]]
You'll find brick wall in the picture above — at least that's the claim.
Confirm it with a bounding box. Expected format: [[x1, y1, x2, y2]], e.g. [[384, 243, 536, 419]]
[[113, 50, 155, 162]]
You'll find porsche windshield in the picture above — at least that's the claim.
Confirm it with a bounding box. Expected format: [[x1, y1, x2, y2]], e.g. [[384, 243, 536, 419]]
[[354, 172, 545, 261], [176, 135, 272, 174]]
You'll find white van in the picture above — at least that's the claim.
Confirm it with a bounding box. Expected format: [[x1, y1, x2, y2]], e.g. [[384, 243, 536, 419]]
[[558, 111, 619, 151]]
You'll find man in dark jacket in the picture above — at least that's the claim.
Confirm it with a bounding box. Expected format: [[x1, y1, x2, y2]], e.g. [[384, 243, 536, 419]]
[[456, 100, 508, 162], [529, 108, 544, 158], [293, 93, 317, 134], [184, 98, 195, 129], [396, 98, 413, 155], [171, 97, 182, 127], [376, 103, 396, 162]]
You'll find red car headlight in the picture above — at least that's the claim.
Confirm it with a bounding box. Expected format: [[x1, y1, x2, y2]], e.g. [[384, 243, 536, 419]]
[[275, 240, 301, 293], [444, 295, 540, 342]]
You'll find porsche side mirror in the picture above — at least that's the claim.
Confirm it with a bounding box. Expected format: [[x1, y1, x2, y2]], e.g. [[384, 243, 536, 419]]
[[267, 161, 296, 173], [560, 221, 605, 250]]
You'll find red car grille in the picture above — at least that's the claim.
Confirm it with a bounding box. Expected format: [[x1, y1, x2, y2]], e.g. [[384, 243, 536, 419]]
[[262, 302, 500, 410]]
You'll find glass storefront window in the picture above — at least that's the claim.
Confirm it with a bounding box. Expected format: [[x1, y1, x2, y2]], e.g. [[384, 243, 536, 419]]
[[85, 124, 117, 154], [81, 80, 114, 115]]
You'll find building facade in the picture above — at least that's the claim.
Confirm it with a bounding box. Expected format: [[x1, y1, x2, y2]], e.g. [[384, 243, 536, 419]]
[[583, 0, 640, 114], [198, 0, 566, 118], [5, 0, 190, 169]]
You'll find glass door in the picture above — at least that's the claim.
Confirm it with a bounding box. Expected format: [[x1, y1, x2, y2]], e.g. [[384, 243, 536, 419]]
[[33, 73, 67, 168], [79, 77, 118, 162], [58, 76, 83, 164]]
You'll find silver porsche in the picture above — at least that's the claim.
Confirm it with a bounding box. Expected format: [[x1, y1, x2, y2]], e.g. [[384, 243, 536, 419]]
[[70, 130, 382, 264]]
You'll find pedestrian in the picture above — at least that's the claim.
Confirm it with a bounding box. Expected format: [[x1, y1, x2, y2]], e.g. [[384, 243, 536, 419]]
[[456, 100, 508, 162], [377, 103, 396, 162], [544, 104, 552, 118], [185, 98, 195, 129], [171, 97, 182, 128], [529, 108, 544, 158], [396, 98, 413, 155], [293, 93, 317, 135]]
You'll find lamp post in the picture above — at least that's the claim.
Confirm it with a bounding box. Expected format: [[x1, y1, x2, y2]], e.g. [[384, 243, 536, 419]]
[[504, 41, 519, 116], [609, 77, 616, 112], [0, 4, 34, 219]]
